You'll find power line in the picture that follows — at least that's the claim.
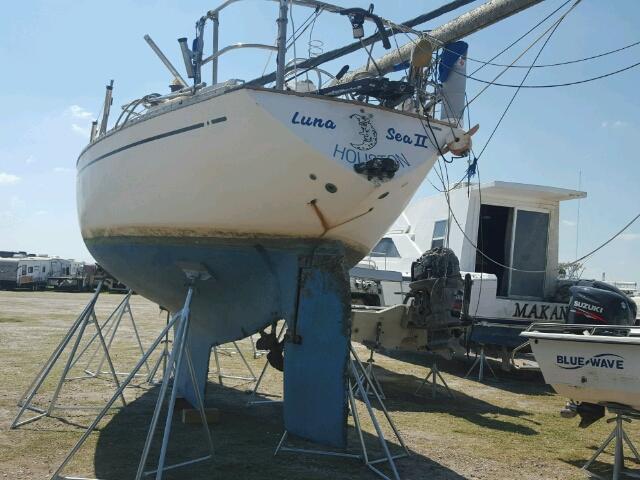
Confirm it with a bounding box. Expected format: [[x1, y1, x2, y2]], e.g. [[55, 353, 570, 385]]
[[572, 212, 640, 264], [419, 2, 637, 277], [465, 39, 640, 69], [475, 0, 578, 159], [456, 59, 640, 88], [468, 0, 573, 77]]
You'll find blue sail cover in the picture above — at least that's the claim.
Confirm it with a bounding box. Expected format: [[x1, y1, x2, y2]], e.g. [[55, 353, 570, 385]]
[[438, 40, 469, 124], [438, 41, 469, 83]]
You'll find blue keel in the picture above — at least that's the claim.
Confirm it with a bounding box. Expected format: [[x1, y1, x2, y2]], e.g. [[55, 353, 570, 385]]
[[283, 248, 351, 449], [87, 237, 353, 445]]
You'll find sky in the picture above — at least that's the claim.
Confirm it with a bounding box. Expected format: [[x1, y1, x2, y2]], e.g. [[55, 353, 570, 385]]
[[0, 0, 638, 286]]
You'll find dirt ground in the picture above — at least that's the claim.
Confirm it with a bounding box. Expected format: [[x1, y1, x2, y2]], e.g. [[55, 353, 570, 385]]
[[0, 290, 638, 479]]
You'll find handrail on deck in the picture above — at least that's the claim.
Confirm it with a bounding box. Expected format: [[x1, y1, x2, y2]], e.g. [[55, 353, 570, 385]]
[[202, 43, 278, 65], [202, 0, 391, 86]]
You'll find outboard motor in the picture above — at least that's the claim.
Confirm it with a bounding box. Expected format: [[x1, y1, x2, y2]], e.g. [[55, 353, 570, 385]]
[[568, 280, 637, 326], [406, 247, 466, 349], [438, 41, 468, 126]]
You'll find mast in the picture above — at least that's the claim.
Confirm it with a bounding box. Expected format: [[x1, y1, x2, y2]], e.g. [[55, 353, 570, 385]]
[[336, 0, 544, 85]]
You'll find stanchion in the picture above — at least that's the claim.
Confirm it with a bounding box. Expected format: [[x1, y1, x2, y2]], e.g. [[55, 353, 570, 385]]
[[415, 362, 454, 399], [464, 346, 497, 382], [48, 271, 215, 480], [146, 309, 172, 385], [582, 404, 640, 480], [11, 281, 126, 429], [353, 347, 385, 400], [274, 344, 409, 480], [211, 341, 257, 384], [79, 290, 150, 380]]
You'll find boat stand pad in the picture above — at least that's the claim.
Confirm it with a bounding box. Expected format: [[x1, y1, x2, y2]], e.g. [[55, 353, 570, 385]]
[[284, 250, 351, 449]]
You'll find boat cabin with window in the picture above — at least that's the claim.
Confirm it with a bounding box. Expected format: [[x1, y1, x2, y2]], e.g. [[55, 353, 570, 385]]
[[358, 180, 586, 348]]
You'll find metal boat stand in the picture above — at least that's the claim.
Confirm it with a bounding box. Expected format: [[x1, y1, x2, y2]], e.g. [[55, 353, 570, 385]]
[[583, 404, 640, 480], [352, 347, 386, 400], [464, 346, 497, 382], [48, 276, 215, 480], [71, 289, 151, 381], [246, 323, 287, 406], [146, 309, 172, 384], [11, 281, 127, 429], [415, 362, 454, 399], [274, 344, 409, 480], [249, 334, 265, 358], [211, 342, 257, 384]]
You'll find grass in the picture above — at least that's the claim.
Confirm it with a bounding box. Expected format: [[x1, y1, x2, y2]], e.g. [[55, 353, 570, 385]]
[[0, 290, 638, 479]]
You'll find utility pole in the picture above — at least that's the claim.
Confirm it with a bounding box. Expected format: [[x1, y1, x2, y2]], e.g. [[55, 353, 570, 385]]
[[336, 0, 544, 85], [575, 170, 582, 259]]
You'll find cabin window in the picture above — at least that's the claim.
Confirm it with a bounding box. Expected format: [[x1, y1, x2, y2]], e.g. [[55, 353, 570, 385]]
[[431, 220, 448, 249], [42, 266, 46, 273], [21, 265, 26, 275], [370, 237, 400, 258], [510, 210, 549, 298], [28, 266, 33, 273]]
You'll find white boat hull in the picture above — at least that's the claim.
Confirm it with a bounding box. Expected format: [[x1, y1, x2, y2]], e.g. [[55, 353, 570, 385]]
[[77, 87, 462, 341], [78, 87, 460, 262], [523, 329, 640, 410]]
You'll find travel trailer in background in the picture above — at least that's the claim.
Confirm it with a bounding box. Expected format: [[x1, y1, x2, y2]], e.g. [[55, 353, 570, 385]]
[[15, 256, 69, 290], [0, 252, 130, 292], [351, 181, 588, 359], [0, 258, 19, 289]]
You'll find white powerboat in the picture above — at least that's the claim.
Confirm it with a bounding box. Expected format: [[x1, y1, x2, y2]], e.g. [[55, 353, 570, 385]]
[[522, 323, 640, 410]]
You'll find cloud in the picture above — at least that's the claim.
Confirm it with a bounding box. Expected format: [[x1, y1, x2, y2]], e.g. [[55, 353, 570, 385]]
[[0, 210, 17, 226], [67, 105, 93, 137], [67, 105, 93, 119], [53, 167, 74, 173], [619, 233, 640, 241], [562, 220, 577, 227], [71, 123, 91, 137], [9, 195, 25, 210], [35, 210, 47, 216], [601, 120, 629, 129], [0, 172, 21, 185], [25, 155, 36, 164]]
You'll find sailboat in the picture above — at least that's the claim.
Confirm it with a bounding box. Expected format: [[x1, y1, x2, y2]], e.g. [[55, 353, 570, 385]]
[[77, 2, 474, 347], [75, 0, 484, 450]]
